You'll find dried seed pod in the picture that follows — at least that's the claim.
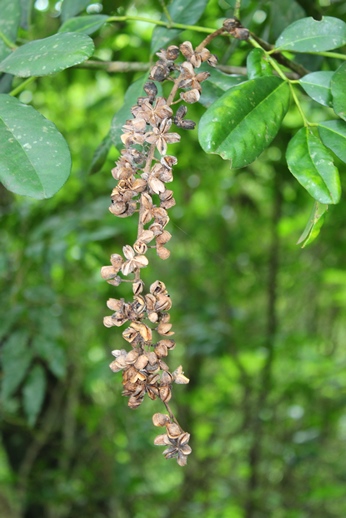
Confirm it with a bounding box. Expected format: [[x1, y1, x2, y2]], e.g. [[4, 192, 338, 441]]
[[150, 280, 167, 295], [174, 118, 196, 130], [148, 311, 159, 323], [153, 413, 170, 427], [157, 246, 171, 260], [180, 89, 201, 104], [180, 41, 194, 60], [207, 54, 218, 67], [106, 298, 123, 311], [133, 240, 148, 255], [132, 178, 147, 192], [155, 230, 172, 245], [155, 294, 172, 311], [128, 395, 143, 409], [157, 321, 174, 336], [138, 229, 155, 243], [160, 155, 177, 169], [223, 17, 241, 32], [159, 385, 172, 402], [130, 321, 153, 342], [234, 27, 250, 40], [134, 354, 149, 370], [175, 105, 188, 119], [122, 326, 138, 343], [133, 279, 144, 295], [125, 349, 140, 364], [158, 339, 176, 350], [146, 351, 159, 365], [150, 63, 170, 82], [107, 276, 122, 287], [161, 371, 173, 385], [101, 266, 118, 280], [103, 316, 116, 328], [166, 45, 180, 60], [154, 342, 168, 357], [143, 81, 158, 101], [166, 422, 181, 439], [110, 254, 123, 269], [154, 433, 171, 445]]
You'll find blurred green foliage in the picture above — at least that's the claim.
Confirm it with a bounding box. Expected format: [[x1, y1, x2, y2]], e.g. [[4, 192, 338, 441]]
[[1, 0, 346, 517]]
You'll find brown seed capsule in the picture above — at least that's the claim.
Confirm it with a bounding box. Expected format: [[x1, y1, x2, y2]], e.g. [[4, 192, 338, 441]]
[[107, 276, 122, 287], [157, 246, 171, 260], [157, 321, 174, 336], [101, 266, 118, 280], [166, 422, 181, 439], [143, 81, 158, 100], [154, 342, 168, 358], [180, 89, 200, 104], [110, 254, 123, 269], [207, 54, 218, 67], [152, 413, 170, 427], [234, 27, 250, 40], [150, 63, 170, 82], [154, 433, 171, 445], [159, 385, 171, 403], [133, 240, 148, 255], [106, 298, 123, 311], [133, 279, 144, 295], [223, 17, 241, 32], [166, 45, 180, 60]]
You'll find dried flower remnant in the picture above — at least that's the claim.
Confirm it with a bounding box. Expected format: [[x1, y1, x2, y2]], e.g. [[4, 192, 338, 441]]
[[101, 23, 235, 465]]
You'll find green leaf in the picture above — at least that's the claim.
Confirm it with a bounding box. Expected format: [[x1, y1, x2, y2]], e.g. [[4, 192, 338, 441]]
[[0, 331, 32, 400], [331, 62, 346, 121], [286, 127, 341, 204], [33, 336, 66, 379], [0, 73, 13, 94], [61, 0, 93, 22], [151, 0, 209, 54], [275, 16, 346, 52], [223, 0, 251, 7], [0, 0, 21, 61], [23, 365, 46, 427], [299, 71, 333, 107], [198, 76, 290, 168], [0, 94, 71, 199], [246, 49, 272, 80], [268, 0, 305, 41], [318, 120, 346, 164], [59, 14, 109, 35], [297, 202, 328, 248], [199, 64, 245, 108], [20, 0, 34, 30], [88, 132, 113, 174], [0, 32, 94, 77]]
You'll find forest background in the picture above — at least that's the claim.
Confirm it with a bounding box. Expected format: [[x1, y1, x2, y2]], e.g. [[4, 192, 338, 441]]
[[1, 0, 346, 517]]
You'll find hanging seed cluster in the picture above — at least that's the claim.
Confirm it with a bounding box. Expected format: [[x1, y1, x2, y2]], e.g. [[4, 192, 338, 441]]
[[101, 20, 246, 466]]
